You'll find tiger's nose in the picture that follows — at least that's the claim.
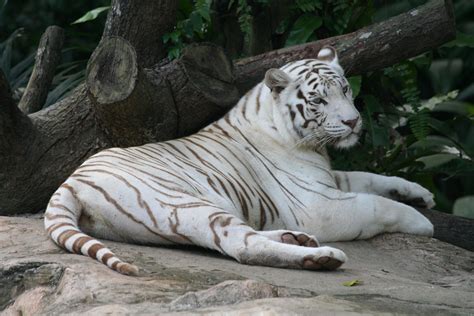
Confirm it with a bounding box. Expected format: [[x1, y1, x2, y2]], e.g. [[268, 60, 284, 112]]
[[341, 117, 359, 129]]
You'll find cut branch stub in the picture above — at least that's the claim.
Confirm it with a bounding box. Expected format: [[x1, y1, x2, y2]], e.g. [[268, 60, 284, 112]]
[[18, 25, 64, 114], [87, 36, 138, 105], [87, 36, 177, 147], [156, 43, 239, 136]]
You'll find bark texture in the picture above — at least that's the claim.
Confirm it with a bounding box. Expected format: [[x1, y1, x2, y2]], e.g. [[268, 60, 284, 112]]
[[102, 0, 177, 66], [419, 208, 474, 251], [1, 85, 104, 214], [86, 38, 238, 147], [17, 26, 64, 114], [0, 0, 457, 225]]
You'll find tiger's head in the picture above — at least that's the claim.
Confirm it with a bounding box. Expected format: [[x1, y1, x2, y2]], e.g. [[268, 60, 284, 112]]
[[264, 46, 361, 149]]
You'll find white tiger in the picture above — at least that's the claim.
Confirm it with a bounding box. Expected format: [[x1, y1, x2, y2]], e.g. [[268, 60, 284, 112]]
[[44, 46, 435, 275]]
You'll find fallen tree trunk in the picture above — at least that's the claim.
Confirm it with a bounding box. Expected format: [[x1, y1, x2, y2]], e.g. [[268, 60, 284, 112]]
[[0, 0, 456, 217]]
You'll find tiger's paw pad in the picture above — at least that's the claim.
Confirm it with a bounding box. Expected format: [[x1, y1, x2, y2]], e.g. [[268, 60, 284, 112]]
[[302, 247, 347, 270], [281, 232, 319, 247], [303, 256, 343, 270]]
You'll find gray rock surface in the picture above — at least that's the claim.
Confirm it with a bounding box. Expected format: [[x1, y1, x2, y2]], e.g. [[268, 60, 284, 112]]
[[0, 215, 473, 315]]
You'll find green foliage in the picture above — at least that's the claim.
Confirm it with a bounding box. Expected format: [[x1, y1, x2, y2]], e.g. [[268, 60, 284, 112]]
[[71, 6, 110, 25], [384, 61, 430, 140], [163, 0, 212, 59], [295, 0, 322, 13], [0, 29, 34, 91], [233, 0, 253, 47], [443, 32, 474, 48], [285, 14, 322, 47], [347, 76, 362, 98], [0, 0, 106, 106]]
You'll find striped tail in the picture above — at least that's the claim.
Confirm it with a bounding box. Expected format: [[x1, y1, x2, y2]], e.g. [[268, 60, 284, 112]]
[[44, 183, 139, 276]]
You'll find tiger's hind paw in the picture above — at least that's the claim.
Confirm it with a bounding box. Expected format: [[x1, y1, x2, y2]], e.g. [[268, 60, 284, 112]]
[[281, 232, 319, 248]]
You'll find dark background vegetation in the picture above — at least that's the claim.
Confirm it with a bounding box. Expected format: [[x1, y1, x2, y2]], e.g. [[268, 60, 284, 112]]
[[1, 0, 473, 217]]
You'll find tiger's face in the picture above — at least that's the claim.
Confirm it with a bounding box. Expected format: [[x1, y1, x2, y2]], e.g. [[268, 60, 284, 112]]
[[264, 46, 362, 149]]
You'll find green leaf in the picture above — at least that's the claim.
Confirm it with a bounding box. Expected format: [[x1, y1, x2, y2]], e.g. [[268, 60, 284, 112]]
[[296, 0, 322, 12], [195, 0, 212, 22], [432, 101, 474, 116], [347, 76, 362, 97], [285, 14, 322, 47], [170, 30, 181, 43], [163, 33, 171, 44], [453, 196, 474, 219], [0, 0, 7, 14], [416, 153, 458, 170], [443, 32, 474, 48], [409, 109, 430, 140], [431, 157, 474, 176], [409, 135, 457, 152], [72, 6, 110, 25], [0, 28, 24, 80], [190, 12, 203, 33], [343, 279, 362, 287], [45, 69, 85, 107], [168, 46, 181, 60]]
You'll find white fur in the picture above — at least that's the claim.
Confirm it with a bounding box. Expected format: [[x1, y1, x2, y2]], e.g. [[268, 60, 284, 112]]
[[44, 50, 435, 274]]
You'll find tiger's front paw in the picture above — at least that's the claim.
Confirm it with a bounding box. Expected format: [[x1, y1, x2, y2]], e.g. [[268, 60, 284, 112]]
[[396, 204, 434, 237], [302, 246, 347, 270], [389, 180, 435, 209]]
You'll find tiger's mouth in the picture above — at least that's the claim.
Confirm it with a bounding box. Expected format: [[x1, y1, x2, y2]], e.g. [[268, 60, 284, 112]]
[[333, 130, 361, 148], [332, 129, 360, 140]]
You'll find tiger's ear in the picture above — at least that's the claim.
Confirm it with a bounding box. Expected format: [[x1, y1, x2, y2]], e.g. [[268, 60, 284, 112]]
[[317, 45, 344, 75], [264, 68, 292, 94], [317, 46, 337, 62]]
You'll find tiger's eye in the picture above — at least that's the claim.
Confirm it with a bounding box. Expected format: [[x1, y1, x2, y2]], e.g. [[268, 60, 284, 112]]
[[343, 86, 349, 94], [313, 98, 323, 104]]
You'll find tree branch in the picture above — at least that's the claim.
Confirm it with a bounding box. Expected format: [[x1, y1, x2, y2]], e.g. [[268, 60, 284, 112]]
[[418, 209, 474, 251], [234, 0, 456, 93], [18, 26, 64, 114]]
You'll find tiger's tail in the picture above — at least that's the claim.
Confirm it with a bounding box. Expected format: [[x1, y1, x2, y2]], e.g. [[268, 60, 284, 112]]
[[44, 182, 139, 276]]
